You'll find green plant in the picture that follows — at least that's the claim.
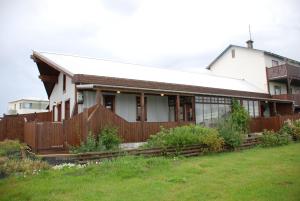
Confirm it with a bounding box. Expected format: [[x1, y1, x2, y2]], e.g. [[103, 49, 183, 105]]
[[217, 100, 249, 148], [70, 127, 121, 153], [279, 119, 300, 141], [217, 117, 244, 149], [99, 127, 121, 150], [230, 99, 250, 134], [0, 140, 27, 159], [259, 129, 290, 147], [0, 158, 50, 177], [145, 125, 224, 152]]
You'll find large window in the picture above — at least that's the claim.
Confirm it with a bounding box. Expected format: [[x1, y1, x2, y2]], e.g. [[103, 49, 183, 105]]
[[63, 74, 66, 92], [242, 100, 260, 118], [195, 96, 232, 126]]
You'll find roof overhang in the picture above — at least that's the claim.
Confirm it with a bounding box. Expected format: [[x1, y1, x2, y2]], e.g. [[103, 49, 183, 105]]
[[73, 74, 274, 100]]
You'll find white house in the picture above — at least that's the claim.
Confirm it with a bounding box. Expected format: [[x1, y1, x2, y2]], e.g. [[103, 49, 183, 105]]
[[31, 46, 294, 125], [207, 40, 300, 111], [7, 98, 49, 115]]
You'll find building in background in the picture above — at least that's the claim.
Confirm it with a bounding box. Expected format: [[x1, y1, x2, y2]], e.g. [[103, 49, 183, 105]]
[[7, 98, 49, 115], [207, 40, 300, 112]]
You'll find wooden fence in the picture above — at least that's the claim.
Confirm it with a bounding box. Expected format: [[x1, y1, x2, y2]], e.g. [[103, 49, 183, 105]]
[[0, 112, 52, 141], [249, 114, 300, 132], [6, 104, 300, 154]]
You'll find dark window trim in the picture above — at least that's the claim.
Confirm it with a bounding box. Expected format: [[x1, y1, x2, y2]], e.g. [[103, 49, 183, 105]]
[[63, 74, 66, 93]]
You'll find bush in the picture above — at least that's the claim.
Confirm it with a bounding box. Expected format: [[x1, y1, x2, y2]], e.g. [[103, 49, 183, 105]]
[[0, 140, 27, 159], [99, 127, 121, 150], [70, 127, 121, 153], [217, 100, 249, 148], [259, 130, 290, 147], [280, 119, 300, 141], [217, 117, 244, 149], [145, 125, 224, 152], [0, 158, 50, 177]]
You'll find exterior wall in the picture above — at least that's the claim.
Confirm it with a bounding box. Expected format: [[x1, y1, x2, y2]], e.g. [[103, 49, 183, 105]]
[[78, 91, 96, 113], [115, 93, 136, 122], [147, 95, 169, 122], [264, 55, 286, 68], [209, 46, 268, 92], [49, 73, 75, 121], [8, 100, 48, 115]]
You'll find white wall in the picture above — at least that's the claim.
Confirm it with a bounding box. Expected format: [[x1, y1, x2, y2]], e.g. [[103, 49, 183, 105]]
[[115, 93, 137, 122], [210, 46, 268, 93], [8, 100, 49, 115], [147, 95, 169, 122], [49, 73, 75, 121], [264, 55, 285, 68]]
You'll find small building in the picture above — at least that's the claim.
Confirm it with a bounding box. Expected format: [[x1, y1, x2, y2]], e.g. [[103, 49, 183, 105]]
[[30, 42, 295, 126], [7, 98, 49, 115]]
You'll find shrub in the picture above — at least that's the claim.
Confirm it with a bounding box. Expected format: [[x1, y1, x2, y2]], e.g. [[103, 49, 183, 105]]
[[217, 100, 249, 148], [230, 99, 250, 134], [259, 129, 290, 147], [0, 158, 50, 177], [99, 127, 121, 150], [217, 117, 244, 149], [0, 140, 27, 159], [70, 127, 121, 153], [279, 119, 300, 141], [145, 125, 224, 152]]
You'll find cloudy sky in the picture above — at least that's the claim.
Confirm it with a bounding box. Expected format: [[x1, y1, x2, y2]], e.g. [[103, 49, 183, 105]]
[[0, 0, 300, 115]]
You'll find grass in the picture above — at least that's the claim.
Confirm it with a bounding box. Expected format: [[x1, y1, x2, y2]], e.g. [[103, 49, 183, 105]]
[[1, 143, 300, 201]]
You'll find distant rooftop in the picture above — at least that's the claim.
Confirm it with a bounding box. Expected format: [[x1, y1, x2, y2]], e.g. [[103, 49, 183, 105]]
[[9, 97, 49, 103]]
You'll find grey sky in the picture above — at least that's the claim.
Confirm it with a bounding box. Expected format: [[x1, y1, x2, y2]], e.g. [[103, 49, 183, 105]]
[[0, 0, 300, 115]]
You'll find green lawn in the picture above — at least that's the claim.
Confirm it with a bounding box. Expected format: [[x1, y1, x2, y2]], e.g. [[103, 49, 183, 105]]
[[1, 143, 300, 201]]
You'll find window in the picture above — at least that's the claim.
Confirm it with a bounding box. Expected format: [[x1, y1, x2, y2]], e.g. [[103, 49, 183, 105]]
[[64, 100, 70, 120], [231, 49, 235, 58], [272, 60, 279, 67], [136, 96, 147, 121], [63, 74, 66, 92], [242, 100, 260, 118], [274, 86, 281, 95], [57, 103, 62, 121], [19, 103, 22, 109], [23, 103, 32, 109], [103, 95, 115, 112], [195, 96, 232, 126]]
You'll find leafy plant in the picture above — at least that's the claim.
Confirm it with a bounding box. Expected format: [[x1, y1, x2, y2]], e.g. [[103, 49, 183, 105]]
[[0, 140, 28, 159], [259, 129, 290, 147], [0, 158, 50, 177], [217, 117, 244, 149], [217, 100, 249, 148], [99, 127, 121, 150], [145, 125, 224, 152], [70, 127, 121, 153]]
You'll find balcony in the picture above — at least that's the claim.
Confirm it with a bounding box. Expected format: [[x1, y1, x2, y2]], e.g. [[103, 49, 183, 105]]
[[267, 64, 300, 81], [272, 94, 300, 106]]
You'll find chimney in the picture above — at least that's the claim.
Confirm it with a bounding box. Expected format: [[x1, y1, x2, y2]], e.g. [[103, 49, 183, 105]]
[[246, 39, 254, 49]]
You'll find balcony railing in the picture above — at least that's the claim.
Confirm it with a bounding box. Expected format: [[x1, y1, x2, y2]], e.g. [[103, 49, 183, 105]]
[[272, 94, 300, 106], [267, 64, 300, 80]]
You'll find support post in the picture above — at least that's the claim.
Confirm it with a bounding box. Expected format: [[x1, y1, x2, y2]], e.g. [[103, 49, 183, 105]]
[[192, 96, 196, 122], [175, 95, 180, 122], [287, 78, 292, 94], [273, 102, 277, 116], [140, 92, 145, 140], [95, 89, 103, 105]]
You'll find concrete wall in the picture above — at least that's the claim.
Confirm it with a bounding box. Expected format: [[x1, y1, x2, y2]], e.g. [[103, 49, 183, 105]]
[[209, 46, 268, 92], [49, 73, 75, 121], [146, 95, 169, 122], [115, 93, 136, 122]]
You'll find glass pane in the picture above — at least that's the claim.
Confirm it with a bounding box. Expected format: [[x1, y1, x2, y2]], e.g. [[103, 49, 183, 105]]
[[254, 101, 259, 117], [211, 104, 218, 123], [195, 103, 203, 124], [218, 104, 226, 119], [242, 100, 248, 113], [225, 104, 231, 115], [249, 101, 254, 117], [203, 104, 211, 125]]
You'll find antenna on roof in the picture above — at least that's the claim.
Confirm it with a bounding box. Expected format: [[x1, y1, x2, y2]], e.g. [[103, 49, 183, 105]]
[[246, 24, 254, 49], [249, 24, 252, 40]]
